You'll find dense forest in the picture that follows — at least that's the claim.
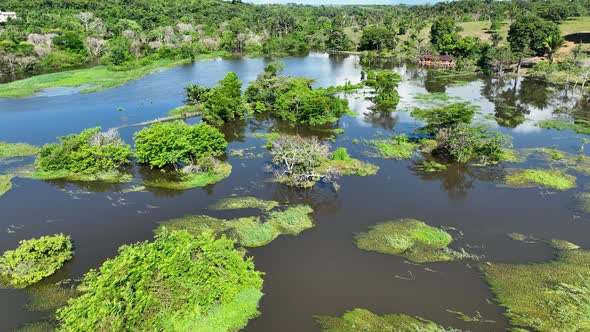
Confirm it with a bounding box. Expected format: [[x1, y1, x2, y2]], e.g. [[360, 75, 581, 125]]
[[1, 0, 589, 82]]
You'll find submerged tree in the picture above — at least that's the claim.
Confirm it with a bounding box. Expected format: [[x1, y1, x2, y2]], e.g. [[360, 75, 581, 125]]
[[201, 72, 245, 126]]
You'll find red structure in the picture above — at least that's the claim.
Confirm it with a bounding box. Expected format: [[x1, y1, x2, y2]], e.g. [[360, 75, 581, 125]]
[[418, 55, 455, 68]]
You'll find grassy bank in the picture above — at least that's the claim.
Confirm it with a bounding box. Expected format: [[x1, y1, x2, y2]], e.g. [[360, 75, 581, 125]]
[[0, 52, 229, 98]]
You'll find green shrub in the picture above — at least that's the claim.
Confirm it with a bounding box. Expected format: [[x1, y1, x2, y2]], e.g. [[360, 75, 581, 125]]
[[201, 72, 245, 125], [0, 234, 73, 288], [39, 51, 86, 71], [134, 121, 227, 169], [35, 127, 131, 175], [331, 147, 351, 161], [56, 231, 263, 331], [411, 102, 477, 134], [435, 125, 512, 164]]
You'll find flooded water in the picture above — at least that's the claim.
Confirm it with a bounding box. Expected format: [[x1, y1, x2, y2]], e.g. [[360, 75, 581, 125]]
[[1, 53, 590, 331]]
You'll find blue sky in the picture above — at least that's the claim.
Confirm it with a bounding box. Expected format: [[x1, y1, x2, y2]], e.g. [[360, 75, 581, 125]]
[[244, 0, 439, 4]]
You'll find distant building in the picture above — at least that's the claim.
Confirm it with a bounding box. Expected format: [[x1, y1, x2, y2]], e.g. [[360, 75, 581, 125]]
[[0, 12, 17, 23], [418, 54, 455, 68]]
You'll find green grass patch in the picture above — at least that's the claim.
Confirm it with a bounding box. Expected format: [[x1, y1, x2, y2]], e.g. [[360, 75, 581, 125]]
[[505, 169, 576, 190], [482, 249, 590, 331], [0, 142, 38, 160], [267, 205, 314, 235], [144, 162, 231, 190], [31, 169, 133, 183], [537, 119, 590, 136], [533, 148, 590, 175], [0, 53, 229, 98], [0, 234, 73, 288], [355, 219, 473, 263], [318, 158, 380, 177], [549, 239, 580, 251], [0, 174, 13, 197], [315, 308, 461, 332], [167, 105, 198, 117], [210, 196, 279, 211], [369, 135, 418, 160], [156, 203, 314, 247]]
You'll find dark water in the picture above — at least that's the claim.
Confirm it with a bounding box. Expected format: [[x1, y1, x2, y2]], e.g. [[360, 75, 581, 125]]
[[1, 53, 590, 331]]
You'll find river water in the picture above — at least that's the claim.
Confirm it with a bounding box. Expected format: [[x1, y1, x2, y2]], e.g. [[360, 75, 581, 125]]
[[1, 53, 589, 331]]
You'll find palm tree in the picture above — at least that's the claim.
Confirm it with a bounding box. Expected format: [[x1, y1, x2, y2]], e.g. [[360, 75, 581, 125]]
[[544, 34, 564, 63], [490, 32, 502, 47]]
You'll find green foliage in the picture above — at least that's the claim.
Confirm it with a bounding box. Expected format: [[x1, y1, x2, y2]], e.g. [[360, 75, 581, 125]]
[[411, 102, 477, 134], [56, 231, 263, 331], [35, 127, 131, 176], [482, 249, 590, 331], [143, 161, 231, 189], [133, 121, 227, 169], [417, 160, 447, 172], [505, 168, 576, 190], [201, 72, 245, 126], [26, 281, 80, 312], [370, 135, 419, 160], [106, 38, 133, 66], [0, 234, 73, 288], [537, 118, 590, 136], [355, 219, 470, 263], [52, 33, 85, 54], [430, 17, 460, 53], [0, 142, 38, 160], [368, 70, 401, 112], [316, 308, 461, 332], [39, 51, 86, 71], [359, 25, 398, 51], [508, 14, 561, 57], [0, 175, 12, 197], [210, 197, 279, 211], [185, 84, 211, 105], [267, 205, 314, 235], [331, 147, 351, 161], [434, 125, 513, 164]]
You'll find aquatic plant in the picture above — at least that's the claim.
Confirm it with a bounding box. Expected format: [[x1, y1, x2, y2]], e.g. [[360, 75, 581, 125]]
[[573, 192, 590, 213], [535, 148, 590, 175], [369, 135, 419, 160], [210, 196, 279, 211], [435, 125, 512, 164], [156, 204, 315, 247], [504, 169, 576, 190], [482, 249, 590, 331], [0, 142, 38, 160], [200, 72, 246, 126], [411, 102, 477, 134], [355, 219, 472, 263], [548, 239, 580, 250], [0, 234, 73, 288], [537, 118, 590, 136], [417, 161, 447, 172], [26, 281, 80, 312], [34, 127, 131, 182], [56, 231, 263, 331], [315, 308, 462, 332], [143, 162, 232, 190], [0, 174, 13, 197]]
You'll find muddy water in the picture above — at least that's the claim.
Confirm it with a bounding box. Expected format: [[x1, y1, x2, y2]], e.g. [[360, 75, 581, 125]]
[[1, 53, 590, 331]]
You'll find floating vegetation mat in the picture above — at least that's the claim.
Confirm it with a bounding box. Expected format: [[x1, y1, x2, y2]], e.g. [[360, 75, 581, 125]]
[[144, 162, 231, 189], [482, 249, 590, 331], [31, 169, 133, 184], [355, 219, 477, 263], [210, 196, 279, 211], [368, 135, 419, 160], [0, 174, 13, 197], [0, 142, 38, 160], [315, 308, 463, 332], [156, 204, 314, 247], [573, 192, 590, 214], [533, 148, 590, 175], [504, 168, 576, 191]]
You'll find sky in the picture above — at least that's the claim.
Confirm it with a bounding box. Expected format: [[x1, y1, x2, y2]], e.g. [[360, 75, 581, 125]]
[[244, 0, 439, 5]]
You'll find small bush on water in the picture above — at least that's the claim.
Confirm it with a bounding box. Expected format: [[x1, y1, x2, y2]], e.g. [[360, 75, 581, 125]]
[[35, 127, 131, 180], [411, 102, 477, 134], [435, 125, 512, 164], [0, 234, 73, 288], [56, 231, 263, 331]]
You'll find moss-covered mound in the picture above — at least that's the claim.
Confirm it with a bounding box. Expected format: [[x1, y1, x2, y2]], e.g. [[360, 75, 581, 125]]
[[56, 231, 263, 331], [144, 162, 232, 189], [0, 174, 13, 197], [0, 234, 73, 288], [504, 169, 576, 190], [482, 249, 590, 331], [156, 205, 314, 247], [0, 142, 38, 160], [210, 196, 279, 211], [315, 308, 461, 332], [355, 219, 472, 263], [369, 135, 419, 160]]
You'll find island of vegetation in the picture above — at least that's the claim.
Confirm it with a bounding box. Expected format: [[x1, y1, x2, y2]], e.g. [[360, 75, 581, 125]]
[[355, 219, 476, 263], [157, 202, 314, 248], [54, 231, 263, 331], [504, 168, 577, 190], [482, 248, 590, 331], [134, 121, 231, 189], [315, 308, 462, 332], [33, 127, 132, 183], [0, 142, 38, 160], [0, 234, 73, 288], [210, 196, 280, 211]]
